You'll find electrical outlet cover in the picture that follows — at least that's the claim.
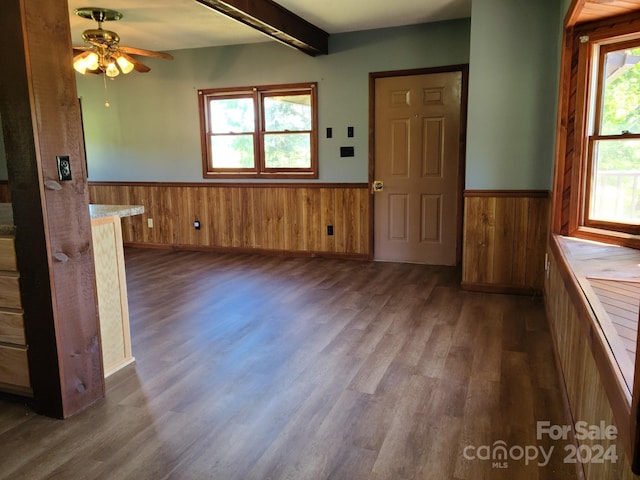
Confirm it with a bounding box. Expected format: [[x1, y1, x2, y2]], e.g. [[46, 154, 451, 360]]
[[57, 155, 72, 181]]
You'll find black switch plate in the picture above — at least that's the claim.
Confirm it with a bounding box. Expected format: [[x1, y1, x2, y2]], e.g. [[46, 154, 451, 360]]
[[347, 126, 354, 137], [57, 155, 72, 181], [327, 225, 334, 236], [326, 127, 332, 138], [340, 146, 354, 157]]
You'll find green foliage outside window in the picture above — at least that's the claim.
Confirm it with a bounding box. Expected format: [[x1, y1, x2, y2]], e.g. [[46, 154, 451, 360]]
[[591, 47, 640, 223]]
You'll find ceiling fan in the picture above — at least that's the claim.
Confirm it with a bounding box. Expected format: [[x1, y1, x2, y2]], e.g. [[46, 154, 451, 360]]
[[72, 7, 173, 78]]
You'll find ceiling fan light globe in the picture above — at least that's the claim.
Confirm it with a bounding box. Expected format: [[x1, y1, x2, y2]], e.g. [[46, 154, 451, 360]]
[[73, 58, 88, 75], [105, 62, 119, 77], [86, 52, 100, 70], [116, 55, 135, 74]]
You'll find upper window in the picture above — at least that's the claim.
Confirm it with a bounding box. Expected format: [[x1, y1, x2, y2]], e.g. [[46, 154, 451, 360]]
[[198, 83, 318, 179], [585, 38, 640, 233]]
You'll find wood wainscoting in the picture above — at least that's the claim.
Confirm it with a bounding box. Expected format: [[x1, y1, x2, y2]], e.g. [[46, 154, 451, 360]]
[[545, 242, 637, 480], [462, 190, 550, 295], [88, 182, 370, 258]]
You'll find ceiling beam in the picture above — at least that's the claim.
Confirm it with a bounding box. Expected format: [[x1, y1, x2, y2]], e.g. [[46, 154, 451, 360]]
[[194, 0, 329, 56]]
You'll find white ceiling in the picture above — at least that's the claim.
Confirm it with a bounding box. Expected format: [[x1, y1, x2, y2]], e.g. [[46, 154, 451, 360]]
[[67, 0, 472, 53]]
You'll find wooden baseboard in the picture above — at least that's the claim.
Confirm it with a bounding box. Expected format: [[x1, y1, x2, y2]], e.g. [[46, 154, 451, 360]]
[[460, 281, 541, 296], [123, 241, 372, 262]]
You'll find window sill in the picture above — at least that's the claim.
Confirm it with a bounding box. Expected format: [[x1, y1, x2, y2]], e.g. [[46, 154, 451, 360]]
[[203, 172, 318, 180], [574, 226, 640, 250], [549, 234, 640, 466], [554, 235, 638, 395]]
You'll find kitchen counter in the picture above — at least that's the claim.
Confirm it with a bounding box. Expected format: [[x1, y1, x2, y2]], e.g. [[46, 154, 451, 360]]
[[89, 204, 145, 219], [89, 205, 143, 376], [0, 202, 144, 385]]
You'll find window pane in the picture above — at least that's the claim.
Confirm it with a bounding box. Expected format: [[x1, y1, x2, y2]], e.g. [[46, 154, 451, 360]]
[[590, 139, 640, 223], [209, 98, 254, 133], [264, 95, 311, 132], [210, 135, 255, 169], [600, 47, 640, 135], [264, 133, 311, 168]]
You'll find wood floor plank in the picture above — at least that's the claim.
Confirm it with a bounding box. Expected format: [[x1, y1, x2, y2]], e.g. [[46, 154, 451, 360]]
[[0, 248, 576, 480]]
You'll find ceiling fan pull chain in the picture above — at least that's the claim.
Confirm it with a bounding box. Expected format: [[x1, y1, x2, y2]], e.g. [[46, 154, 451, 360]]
[[103, 72, 110, 108]]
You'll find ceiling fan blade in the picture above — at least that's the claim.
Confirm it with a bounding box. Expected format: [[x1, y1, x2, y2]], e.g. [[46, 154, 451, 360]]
[[120, 52, 151, 73], [119, 46, 173, 61]]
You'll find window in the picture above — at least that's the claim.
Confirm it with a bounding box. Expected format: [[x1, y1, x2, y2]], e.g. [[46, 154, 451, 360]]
[[556, 15, 640, 247], [198, 83, 318, 179], [585, 39, 640, 233]]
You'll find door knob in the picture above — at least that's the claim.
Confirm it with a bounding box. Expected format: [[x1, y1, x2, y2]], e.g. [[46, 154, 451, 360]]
[[372, 180, 383, 193]]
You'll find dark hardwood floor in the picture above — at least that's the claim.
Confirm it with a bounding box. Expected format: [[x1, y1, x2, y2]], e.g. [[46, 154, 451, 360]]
[[0, 248, 576, 479]]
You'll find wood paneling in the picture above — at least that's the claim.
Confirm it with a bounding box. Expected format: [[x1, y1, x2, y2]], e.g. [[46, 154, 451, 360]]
[[462, 191, 550, 294], [572, 0, 640, 25], [546, 244, 639, 479], [88, 182, 370, 258]]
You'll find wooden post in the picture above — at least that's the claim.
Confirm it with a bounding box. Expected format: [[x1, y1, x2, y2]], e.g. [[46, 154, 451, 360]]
[[0, 0, 104, 417]]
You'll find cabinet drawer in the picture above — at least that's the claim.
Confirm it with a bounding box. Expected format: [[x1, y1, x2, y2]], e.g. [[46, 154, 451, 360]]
[[0, 310, 25, 345], [0, 344, 30, 388], [0, 273, 21, 309], [0, 237, 17, 271]]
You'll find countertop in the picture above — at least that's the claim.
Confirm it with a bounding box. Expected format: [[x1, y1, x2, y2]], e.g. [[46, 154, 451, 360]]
[[0, 203, 144, 236], [88, 204, 145, 219]]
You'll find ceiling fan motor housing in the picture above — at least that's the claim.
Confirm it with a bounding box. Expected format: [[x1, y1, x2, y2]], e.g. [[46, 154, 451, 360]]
[[82, 28, 120, 47]]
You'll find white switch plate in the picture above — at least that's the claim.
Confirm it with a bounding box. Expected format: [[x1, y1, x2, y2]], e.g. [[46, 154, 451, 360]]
[[148, 218, 154, 228]]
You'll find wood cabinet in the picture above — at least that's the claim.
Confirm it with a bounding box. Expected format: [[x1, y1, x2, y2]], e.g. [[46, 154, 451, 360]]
[[0, 235, 31, 396]]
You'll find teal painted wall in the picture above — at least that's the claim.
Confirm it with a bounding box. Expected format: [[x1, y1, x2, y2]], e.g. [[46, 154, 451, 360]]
[[465, 0, 562, 190], [0, 5, 575, 187], [76, 20, 471, 183]]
